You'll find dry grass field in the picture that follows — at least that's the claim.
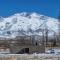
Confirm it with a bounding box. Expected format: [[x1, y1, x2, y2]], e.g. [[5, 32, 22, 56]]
[[0, 54, 60, 60]]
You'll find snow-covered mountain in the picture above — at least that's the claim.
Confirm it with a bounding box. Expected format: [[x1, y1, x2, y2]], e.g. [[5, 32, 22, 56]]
[[0, 12, 58, 38]]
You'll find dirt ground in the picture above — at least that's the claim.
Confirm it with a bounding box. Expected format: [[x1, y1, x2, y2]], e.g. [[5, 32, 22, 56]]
[[0, 54, 60, 60]]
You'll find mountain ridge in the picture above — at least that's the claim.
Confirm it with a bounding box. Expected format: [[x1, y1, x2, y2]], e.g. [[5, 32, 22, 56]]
[[0, 12, 58, 38]]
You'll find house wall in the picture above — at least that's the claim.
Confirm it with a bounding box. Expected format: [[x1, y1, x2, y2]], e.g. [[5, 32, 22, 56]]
[[9, 45, 45, 54]]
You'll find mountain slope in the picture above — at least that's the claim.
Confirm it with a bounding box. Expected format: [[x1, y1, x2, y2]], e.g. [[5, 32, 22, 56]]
[[0, 12, 58, 38]]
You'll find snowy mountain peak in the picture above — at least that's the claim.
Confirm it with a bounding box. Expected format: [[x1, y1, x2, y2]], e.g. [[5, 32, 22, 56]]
[[0, 12, 58, 38], [13, 12, 30, 18], [13, 12, 46, 19]]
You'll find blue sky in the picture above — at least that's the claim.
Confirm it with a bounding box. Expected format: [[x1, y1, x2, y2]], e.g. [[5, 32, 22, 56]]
[[0, 0, 60, 18]]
